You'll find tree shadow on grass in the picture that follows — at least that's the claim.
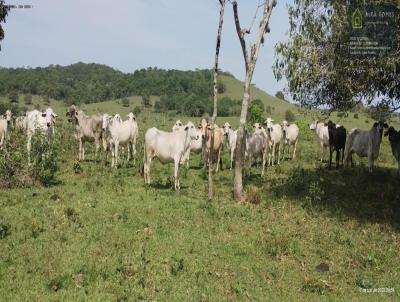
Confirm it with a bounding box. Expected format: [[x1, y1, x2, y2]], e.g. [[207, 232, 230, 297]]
[[269, 165, 400, 230]]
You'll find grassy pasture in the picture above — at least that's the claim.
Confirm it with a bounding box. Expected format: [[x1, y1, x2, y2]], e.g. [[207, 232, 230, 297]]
[[1, 107, 400, 301]]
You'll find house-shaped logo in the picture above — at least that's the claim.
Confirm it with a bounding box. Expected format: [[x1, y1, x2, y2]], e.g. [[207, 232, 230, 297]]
[[352, 8, 363, 29]]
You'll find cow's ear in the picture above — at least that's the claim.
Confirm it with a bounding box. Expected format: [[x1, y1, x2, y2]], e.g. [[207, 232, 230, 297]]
[[184, 126, 188, 131], [42, 113, 46, 117], [229, 125, 231, 129], [373, 122, 378, 127]]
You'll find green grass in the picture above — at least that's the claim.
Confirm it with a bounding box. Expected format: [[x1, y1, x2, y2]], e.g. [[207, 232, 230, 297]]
[[1, 108, 400, 301]]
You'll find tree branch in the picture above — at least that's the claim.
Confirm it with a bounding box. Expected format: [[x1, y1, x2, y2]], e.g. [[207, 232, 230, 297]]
[[232, 1, 249, 71]]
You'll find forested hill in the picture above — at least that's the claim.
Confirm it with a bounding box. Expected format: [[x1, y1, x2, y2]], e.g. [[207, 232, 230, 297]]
[[0, 63, 222, 103]]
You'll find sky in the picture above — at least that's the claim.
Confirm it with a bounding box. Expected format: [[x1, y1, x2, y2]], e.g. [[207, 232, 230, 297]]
[[0, 0, 292, 96]]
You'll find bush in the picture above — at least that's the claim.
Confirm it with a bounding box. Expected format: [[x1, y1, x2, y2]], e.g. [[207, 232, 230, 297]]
[[133, 106, 142, 116], [285, 109, 296, 122], [24, 94, 33, 105], [30, 132, 59, 186], [248, 103, 264, 125], [121, 98, 130, 107], [353, 113, 359, 119], [245, 185, 262, 204]]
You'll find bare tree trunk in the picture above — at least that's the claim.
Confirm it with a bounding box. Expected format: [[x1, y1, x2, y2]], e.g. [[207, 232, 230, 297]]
[[232, 0, 276, 201], [208, 0, 225, 201]]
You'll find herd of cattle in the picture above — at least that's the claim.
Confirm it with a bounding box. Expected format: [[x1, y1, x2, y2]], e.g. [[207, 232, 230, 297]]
[[0, 106, 399, 190]]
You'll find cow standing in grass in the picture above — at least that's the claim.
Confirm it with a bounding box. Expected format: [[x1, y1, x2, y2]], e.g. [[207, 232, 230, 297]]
[[223, 122, 237, 169], [384, 126, 400, 175], [0, 110, 12, 149], [281, 120, 299, 160], [264, 118, 283, 166], [327, 121, 346, 169], [309, 120, 329, 162], [66, 105, 103, 161], [344, 121, 388, 172], [102, 113, 138, 168], [144, 121, 199, 190]]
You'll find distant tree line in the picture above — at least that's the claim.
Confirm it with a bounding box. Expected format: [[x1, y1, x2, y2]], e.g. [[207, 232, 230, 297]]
[[0, 63, 229, 106]]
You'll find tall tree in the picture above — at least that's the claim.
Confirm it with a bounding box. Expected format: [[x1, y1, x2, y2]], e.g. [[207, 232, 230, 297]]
[[233, 0, 277, 201], [208, 0, 226, 200], [274, 0, 400, 112], [0, 1, 9, 50]]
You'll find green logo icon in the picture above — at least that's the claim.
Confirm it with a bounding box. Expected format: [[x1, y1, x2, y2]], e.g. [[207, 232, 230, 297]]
[[352, 8, 363, 29]]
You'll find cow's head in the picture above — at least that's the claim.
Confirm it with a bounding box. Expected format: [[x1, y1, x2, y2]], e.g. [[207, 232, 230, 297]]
[[66, 105, 77, 123], [222, 122, 232, 136], [102, 113, 111, 131], [309, 120, 319, 130], [374, 121, 389, 134], [42, 108, 57, 128], [172, 120, 183, 132], [4, 110, 12, 126], [253, 122, 263, 134], [127, 112, 136, 121], [384, 126, 400, 144], [184, 121, 199, 140], [263, 117, 274, 133]]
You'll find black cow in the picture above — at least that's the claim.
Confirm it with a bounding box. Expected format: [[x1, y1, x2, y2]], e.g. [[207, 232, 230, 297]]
[[327, 121, 346, 169], [384, 126, 400, 175]]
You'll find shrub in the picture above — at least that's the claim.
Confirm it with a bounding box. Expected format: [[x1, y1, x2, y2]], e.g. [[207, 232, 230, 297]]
[[245, 185, 262, 204], [285, 109, 296, 122], [121, 98, 130, 107], [353, 113, 359, 119], [248, 103, 264, 125], [30, 131, 59, 187], [24, 94, 33, 105], [133, 106, 142, 116]]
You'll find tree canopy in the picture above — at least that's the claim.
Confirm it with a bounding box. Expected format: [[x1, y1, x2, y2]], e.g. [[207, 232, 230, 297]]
[[274, 0, 400, 112]]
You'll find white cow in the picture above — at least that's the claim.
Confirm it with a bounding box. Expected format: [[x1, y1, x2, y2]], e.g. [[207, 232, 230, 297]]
[[223, 122, 238, 169], [144, 121, 199, 190], [245, 124, 268, 176], [0, 110, 13, 148], [26, 108, 57, 165], [264, 118, 283, 166], [103, 112, 138, 168], [309, 120, 329, 162], [66, 105, 103, 161], [344, 121, 388, 172], [281, 120, 299, 160]]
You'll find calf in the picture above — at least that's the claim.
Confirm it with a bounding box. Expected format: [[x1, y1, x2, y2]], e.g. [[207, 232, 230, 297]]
[[384, 126, 400, 175], [281, 120, 299, 160], [344, 121, 388, 172], [264, 118, 283, 166], [144, 121, 199, 190], [327, 121, 346, 169], [222, 122, 237, 169], [66, 105, 103, 161], [309, 120, 329, 162]]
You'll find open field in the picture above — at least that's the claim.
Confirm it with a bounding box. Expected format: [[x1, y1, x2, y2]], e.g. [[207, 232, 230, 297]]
[[1, 105, 400, 301]]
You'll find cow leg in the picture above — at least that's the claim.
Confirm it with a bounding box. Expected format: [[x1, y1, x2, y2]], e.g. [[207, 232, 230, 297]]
[[115, 141, 119, 168], [368, 151, 373, 173], [94, 138, 99, 160], [293, 140, 297, 160], [82, 144, 85, 161], [174, 159, 180, 190], [277, 144, 281, 165], [271, 144, 275, 166], [111, 143, 115, 168], [78, 139, 82, 161], [27, 135, 32, 165], [329, 146, 333, 169], [261, 151, 266, 176], [230, 150, 234, 170], [336, 149, 340, 169]]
